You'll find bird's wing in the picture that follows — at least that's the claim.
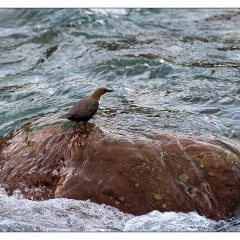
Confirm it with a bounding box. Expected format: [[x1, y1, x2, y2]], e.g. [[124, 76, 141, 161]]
[[69, 99, 99, 118]]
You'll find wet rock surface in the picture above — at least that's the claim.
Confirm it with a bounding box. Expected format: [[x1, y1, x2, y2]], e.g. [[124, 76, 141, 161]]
[[1, 122, 240, 221]]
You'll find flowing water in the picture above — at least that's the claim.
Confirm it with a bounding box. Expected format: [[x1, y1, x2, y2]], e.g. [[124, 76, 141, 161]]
[[1, 8, 240, 231]]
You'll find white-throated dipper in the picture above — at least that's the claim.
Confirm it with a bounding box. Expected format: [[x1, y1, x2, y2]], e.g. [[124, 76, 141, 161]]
[[60, 87, 114, 131]]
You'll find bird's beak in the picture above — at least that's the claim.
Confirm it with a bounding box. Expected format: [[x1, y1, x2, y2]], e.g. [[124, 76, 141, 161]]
[[107, 89, 114, 92]]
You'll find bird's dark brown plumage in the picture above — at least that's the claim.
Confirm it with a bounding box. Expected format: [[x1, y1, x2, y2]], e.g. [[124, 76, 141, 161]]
[[60, 87, 113, 129]]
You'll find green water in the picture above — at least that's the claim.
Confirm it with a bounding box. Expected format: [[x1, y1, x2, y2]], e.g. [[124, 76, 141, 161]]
[[1, 8, 240, 140]]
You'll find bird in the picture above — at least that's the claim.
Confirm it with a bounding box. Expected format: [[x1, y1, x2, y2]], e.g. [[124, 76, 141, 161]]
[[60, 87, 114, 131]]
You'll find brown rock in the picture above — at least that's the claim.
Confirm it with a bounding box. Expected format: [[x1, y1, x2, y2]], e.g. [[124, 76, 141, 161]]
[[1, 123, 240, 221]]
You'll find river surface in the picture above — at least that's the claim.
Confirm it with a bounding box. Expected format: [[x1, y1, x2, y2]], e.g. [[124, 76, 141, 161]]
[[1, 8, 240, 231]]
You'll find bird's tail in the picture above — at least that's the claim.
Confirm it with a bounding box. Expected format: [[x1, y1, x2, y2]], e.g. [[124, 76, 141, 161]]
[[59, 113, 72, 119]]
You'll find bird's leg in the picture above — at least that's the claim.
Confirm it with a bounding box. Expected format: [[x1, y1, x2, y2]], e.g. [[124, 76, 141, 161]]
[[83, 122, 87, 133], [75, 121, 82, 130], [74, 122, 87, 133]]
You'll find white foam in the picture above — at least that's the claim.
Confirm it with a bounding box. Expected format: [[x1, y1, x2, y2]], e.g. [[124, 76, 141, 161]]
[[0, 187, 133, 232], [0, 187, 231, 232], [123, 210, 217, 232], [90, 9, 128, 17]]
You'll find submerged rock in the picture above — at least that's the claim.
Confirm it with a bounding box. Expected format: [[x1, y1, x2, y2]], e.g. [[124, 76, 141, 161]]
[[0, 122, 240, 221]]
